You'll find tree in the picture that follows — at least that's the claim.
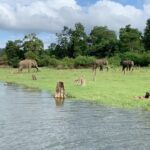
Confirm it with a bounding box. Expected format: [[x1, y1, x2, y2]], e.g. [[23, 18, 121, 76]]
[[54, 26, 72, 58], [89, 26, 118, 57], [143, 18, 150, 51], [5, 40, 23, 67], [52, 23, 88, 58], [69, 23, 88, 57], [119, 25, 143, 52], [23, 33, 44, 58]]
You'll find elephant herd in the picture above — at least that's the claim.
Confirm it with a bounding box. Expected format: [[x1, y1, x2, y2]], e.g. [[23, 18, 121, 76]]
[[17, 58, 134, 74], [93, 59, 134, 74]]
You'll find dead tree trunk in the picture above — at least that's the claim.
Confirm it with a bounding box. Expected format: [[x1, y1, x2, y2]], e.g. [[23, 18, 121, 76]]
[[54, 81, 65, 99], [32, 74, 37, 80]]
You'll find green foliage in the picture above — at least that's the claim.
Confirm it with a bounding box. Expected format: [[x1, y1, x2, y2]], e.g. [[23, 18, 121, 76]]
[[108, 55, 121, 66], [37, 54, 51, 67], [23, 33, 44, 54], [143, 18, 150, 51], [70, 23, 88, 57], [0, 54, 8, 65], [61, 57, 75, 69], [5, 40, 23, 66], [89, 26, 118, 57], [9, 57, 20, 68], [74, 56, 96, 67], [4, 33, 44, 67], [3, 22, 150, 68], [24, 51, 37, 60], [119, 25, 143, 52], [120, 52, 150, 66], [48, 57, 60, 67], [53, 23, 88, 58]]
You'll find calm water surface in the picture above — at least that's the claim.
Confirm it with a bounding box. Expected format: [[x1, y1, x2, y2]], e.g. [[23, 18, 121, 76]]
[[0, 83, 150, 150]]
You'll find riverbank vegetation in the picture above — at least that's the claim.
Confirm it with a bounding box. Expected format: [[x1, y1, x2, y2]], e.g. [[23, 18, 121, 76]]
[[0, 19, 150, 68], [0, 18, 150, 110], [0, 67, 149, 110]]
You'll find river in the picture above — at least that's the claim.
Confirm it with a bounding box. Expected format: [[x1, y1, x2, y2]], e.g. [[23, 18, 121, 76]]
[[0, 83, 150, 150]]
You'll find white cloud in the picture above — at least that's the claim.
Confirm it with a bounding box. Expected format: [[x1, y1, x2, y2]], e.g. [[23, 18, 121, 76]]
[[0, 0, 150, 34], [86, 0, 146, 32], [143, 0, 150, 4]]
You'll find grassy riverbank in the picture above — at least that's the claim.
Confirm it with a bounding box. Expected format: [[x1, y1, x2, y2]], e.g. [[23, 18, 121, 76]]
[[0, 67, 150, 110]]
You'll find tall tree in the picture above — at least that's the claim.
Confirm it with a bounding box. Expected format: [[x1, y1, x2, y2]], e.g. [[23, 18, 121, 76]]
[[89, 26, 117, 57], [119, 25, 143, 52], [5, 40, 23, 67], [54, 26, 72, 58], [143, 18, 150, 51], [23, 33, 44, 59], [69, 23, 88, 57], [53, 23, 87, 58]]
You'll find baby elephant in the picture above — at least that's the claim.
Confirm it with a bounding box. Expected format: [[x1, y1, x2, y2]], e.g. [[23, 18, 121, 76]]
[[18, 59, 39, 72]]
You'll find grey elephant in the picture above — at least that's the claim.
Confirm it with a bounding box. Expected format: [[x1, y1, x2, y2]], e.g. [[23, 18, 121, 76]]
[[120, 60, 134, 74], [93, 59, 109, 71], [18, 59, 39, 72]]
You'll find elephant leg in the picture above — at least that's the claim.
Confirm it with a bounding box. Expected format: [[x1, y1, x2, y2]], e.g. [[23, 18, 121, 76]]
[[92, 64, 96, 71], [35, 66, 39, 72], [126, 66, 129, 71], [131, 67, 134, 71], [106, 66, 109, 71], [99, 65, 103, 71], [18, 66, 23, 72], [122, 66, 125, 71], [128, 65, 131, 71], [122, 66, 126, 74], [28, 66, 31, 72]]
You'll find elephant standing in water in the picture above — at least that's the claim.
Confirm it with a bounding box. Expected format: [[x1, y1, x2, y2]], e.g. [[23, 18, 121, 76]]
[[120, 60, 134, 74], [93, 59, 109, 71], [18, 59, 39, 72]]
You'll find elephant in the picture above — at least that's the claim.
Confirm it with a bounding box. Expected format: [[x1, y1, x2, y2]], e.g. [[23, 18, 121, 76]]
[[120, 60, 134, 74], [93, 59, 109, 71], [18, 59, 39, 72]]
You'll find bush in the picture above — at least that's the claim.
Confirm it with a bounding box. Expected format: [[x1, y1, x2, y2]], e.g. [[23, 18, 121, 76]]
[[74, 56, 96, 68], [38, 55, 51, 67], [48, 57, 61, 68], [0, 54, 8, 65], [61, 57, 75, 69], [108, 55, 121, 66], [120, 52, 150, 66], [9, 57, 20, 68], [24, 51, 37, 60]]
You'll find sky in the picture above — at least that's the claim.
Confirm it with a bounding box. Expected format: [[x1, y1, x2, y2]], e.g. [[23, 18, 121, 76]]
[[0, 0, 150, 48]]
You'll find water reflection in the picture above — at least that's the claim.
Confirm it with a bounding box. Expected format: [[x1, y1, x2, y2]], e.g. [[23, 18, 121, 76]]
[[54, 98, 64, 107], [0, 83, 150, 150]]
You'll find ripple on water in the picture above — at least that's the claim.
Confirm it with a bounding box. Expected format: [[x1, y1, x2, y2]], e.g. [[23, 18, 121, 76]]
[[0, 83, 150, 150]]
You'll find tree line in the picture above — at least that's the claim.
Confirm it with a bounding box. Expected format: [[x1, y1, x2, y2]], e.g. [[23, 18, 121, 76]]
[[0, 19, 150, 67]]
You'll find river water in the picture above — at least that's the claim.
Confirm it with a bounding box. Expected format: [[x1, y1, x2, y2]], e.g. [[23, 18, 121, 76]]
[[0, 83, 150, 150]]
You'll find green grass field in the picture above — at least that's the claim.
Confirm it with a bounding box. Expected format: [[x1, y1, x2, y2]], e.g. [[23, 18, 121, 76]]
[[0, 67, 149, 110]]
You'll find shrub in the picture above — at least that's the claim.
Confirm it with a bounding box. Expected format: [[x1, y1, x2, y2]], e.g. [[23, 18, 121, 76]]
[[74, 56, 96, 68], [9, 57, 20, 68], [38, 54, 51, 67], [61, 57, 75, 69], [48, 57, 60, 68], [120, 52, 150, 66], [0, 54, 8, 65], [108, 55, 121, 66], [24, 51, 37, 60]]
